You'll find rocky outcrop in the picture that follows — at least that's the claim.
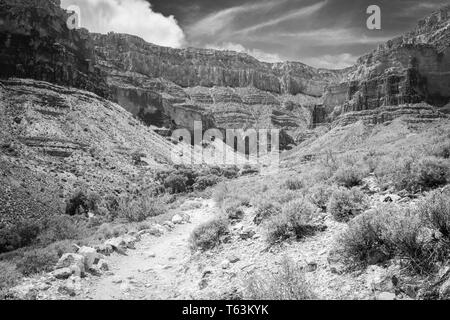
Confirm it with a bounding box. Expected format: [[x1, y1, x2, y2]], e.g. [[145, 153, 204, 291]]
[[0, 0, 109, 98], [93, 33, 345, 97], [325, 6, 450, 125]]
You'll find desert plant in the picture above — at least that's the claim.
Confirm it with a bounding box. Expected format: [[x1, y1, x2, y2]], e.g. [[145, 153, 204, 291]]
[[338, 204, 442, 273], [16, 248, 59, 276], [254, 201, 282, 225], [0, 261, 21, 292], [0, 220, 41, 253], [164, 173, 188, 194], [38, 215, 89, 245], [189, 217, 228, 251], [327, 187, 369, 222], [333, 165, 365, 188], [193, 174, 221, 191], [307, 184, 335, 211], [118, 196, 166, 222], [266, 198, 317, 243], [245, 256, 315, 300], [419, 189, 450, 240], [284, 178, 304, 190]]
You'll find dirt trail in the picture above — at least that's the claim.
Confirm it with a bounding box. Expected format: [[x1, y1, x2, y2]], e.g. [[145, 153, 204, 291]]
[[80, 199, 217, 300]]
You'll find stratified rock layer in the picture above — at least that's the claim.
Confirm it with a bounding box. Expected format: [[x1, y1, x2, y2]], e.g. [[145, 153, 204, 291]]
[[0, 0, 109, 98]]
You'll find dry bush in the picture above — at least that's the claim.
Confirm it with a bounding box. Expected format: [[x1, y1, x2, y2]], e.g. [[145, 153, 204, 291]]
[[245, 257, 315, 300], [16, 248, 59, 276], [284, 178, 304, 190], [0, 261, 21, 293], [164, 173, 188, 194], [117, 196, 167, 222], [193, 174, 222, 191], [266, 198, 318, 244], [376, 155, 449, 192], [338, 204, 443, 273], [327, 187, 369, 222], [306, 183, 336, 211], [189, 217, 228, 251], [254, 201, 282, 225], [223, 199, 245, 220], [333, 165, 366, 188], [418, 189, 450, 241]]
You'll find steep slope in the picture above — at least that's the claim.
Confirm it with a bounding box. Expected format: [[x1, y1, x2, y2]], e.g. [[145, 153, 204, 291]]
[[0, 78, 176, 226]]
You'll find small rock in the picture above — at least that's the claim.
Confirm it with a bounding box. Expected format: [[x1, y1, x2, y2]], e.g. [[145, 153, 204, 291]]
[[146, 251, 156, 258], [55, 253, 85, 275], [239, 228, 256, 240], [221, 259, 231, 269], [172, 214, 183, 224], [163, 221, 175, 229], [227, 255, 240, 263], [305, 261, 317, 272], [95, 244, 114, 256], [51, 267, 73, 279], [111, 276, 123, 284]]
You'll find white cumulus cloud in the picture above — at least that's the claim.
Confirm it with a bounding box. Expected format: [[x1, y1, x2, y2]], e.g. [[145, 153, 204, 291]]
[[61, 0, 185, 47]]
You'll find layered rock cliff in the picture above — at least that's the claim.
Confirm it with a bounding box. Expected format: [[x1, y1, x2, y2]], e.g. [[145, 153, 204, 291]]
[[0, 0, 110, 98], [325, 6, 450, 124]]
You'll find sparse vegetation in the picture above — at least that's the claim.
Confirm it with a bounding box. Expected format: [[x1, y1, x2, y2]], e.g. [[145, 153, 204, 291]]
[[117, 196, 167, 223], [327, 187, 369, 222], [338, 202, 449, 274], [284, 178, 304, 190], [265, 198, 318, 244], [245, 257, 315, 300], [189, 217, 228, 251], [16, 248, 59, 276]]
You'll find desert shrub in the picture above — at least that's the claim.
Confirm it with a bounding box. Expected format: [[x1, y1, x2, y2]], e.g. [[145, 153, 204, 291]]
[[189, 217, 228, 251], [307, 184, 335, 211], [213, 183, 229, 206], [0, 220, 41, 253], [419, 189, 450, 240], [378, 156, 449, 192], [65, 190, 100, 216], [430, 141, 450, 159], [223, 199, 245, 220], [254, 201, 282, 225], [164, 173, 188, 194], [222, 166, 240, 179], [266, 198, 317, 243], [333, 165, 366, 188], [193, 174, 221, 191], [327, 187, 369, 222], [339, 205, 441, 273], [118, 196, 167, 222], [245, 257, 315, 300], [284, 178, 304, 190], [267, 189, 301, 205], [412, 157, 449, 191], [38, 215, 89, 246], [0, 261, 21, 292], [16, 248, 59, 276]]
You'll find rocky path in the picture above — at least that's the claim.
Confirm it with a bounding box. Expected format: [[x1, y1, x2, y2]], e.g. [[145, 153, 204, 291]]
[[80, 199, 217, 300]]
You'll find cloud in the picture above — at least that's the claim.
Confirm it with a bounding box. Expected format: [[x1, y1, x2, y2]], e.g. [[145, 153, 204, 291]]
[[236, 1, 327, 35], [60, 0, 185, 47], [206, 42, 283, 63], [187, 1, 281, 39], [302, 53, 357, 69]]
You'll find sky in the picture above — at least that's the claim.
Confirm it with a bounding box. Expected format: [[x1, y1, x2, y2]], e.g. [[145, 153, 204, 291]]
[[60, 0, 448, 69]]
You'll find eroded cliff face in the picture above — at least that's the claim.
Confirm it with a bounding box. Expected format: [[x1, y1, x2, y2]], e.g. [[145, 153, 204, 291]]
[[91, 32, 334, 147], [0, 0, 109, 98], [325, 6, 450, 124]]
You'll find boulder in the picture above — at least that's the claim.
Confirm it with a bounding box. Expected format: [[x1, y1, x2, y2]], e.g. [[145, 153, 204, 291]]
[[78, 246, 101, 269], [51, 267, 73, 280], [55, 253, 85, 275], [172, 214, 183, 224], [376, 292, 396, 300]]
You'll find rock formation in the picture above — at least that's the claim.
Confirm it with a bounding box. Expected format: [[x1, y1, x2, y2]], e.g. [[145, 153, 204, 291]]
[[325, 6, 450, 124], [0, 0, 109, 98]]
